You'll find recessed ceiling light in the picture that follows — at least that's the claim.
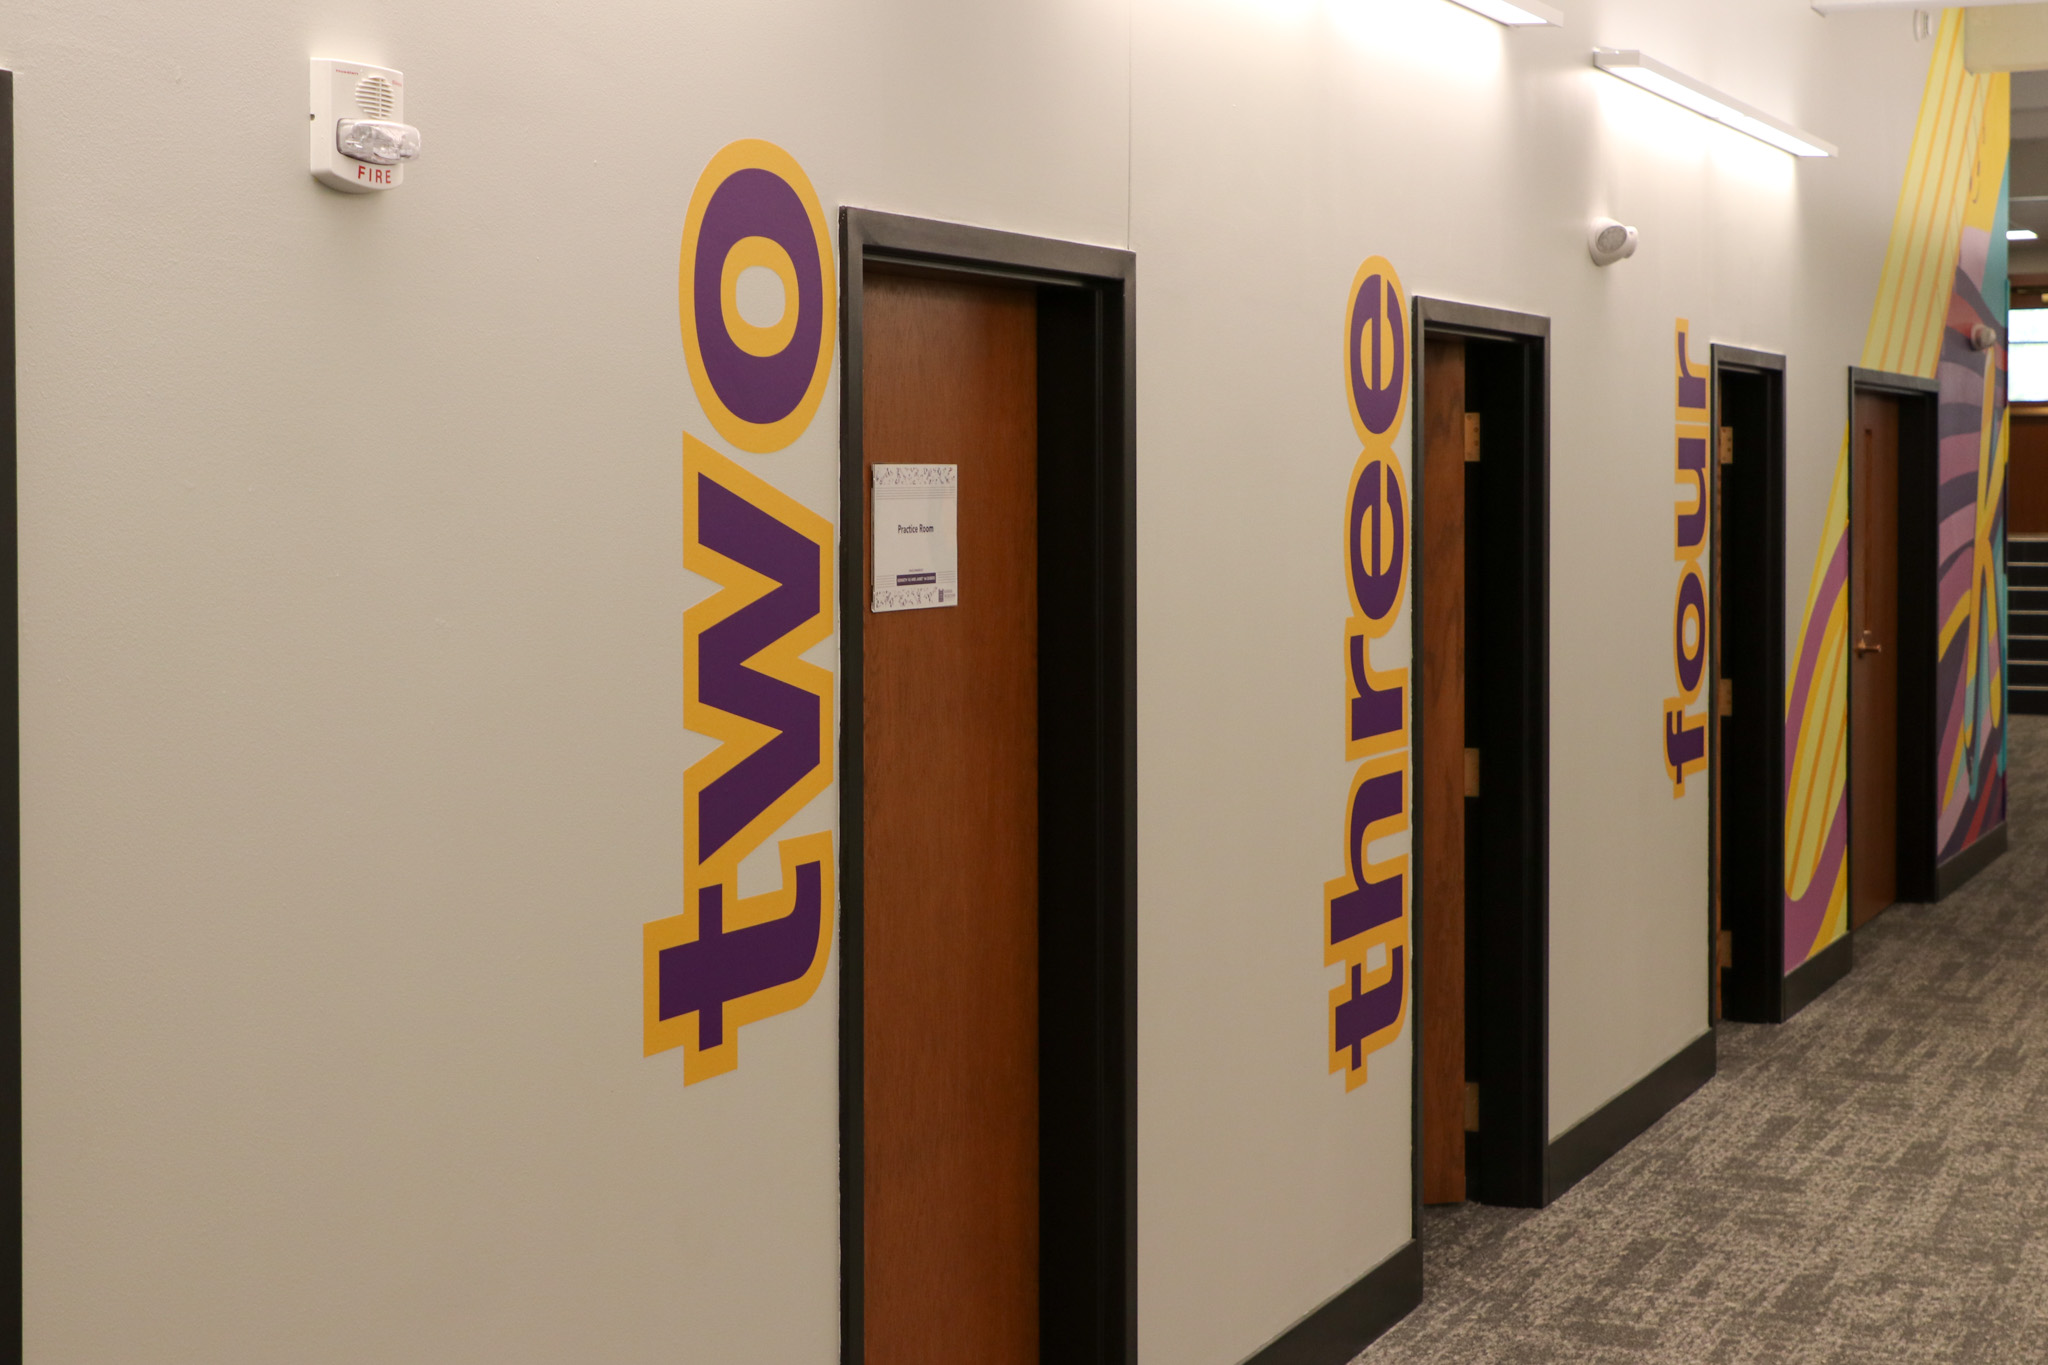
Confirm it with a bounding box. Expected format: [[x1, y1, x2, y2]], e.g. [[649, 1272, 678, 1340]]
[[1446, 0, 1562, 23], [1593, 49, 1836, 158], [2009, 229, 2040, 242]]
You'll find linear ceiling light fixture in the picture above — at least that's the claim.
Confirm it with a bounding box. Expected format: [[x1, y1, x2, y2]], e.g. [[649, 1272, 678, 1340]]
[[1592, 49, 1837, 158], [1447, 0, 1562, 24], [2011, 229, 2040, 242]]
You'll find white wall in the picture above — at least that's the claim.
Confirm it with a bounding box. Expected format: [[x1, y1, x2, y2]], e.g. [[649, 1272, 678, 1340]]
[[12, 1, 1935, 1362]]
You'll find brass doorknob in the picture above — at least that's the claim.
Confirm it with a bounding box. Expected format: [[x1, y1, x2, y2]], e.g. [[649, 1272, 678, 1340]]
[[1855, 631, 1883, 658]]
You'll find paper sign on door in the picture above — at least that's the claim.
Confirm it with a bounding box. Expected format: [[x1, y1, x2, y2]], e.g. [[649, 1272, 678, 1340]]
[[872, 464, 959, 612]]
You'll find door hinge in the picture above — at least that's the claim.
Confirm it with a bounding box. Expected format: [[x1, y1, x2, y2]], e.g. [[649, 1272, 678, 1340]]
[[1718, 678, 1733, 717], [1464, 412, 1482, 463], [1464, 1082, 1481, 1132], [1719, 426, 1735, 466], [1717, 929, 1734, 970], [1464, 748, 1481, 798]]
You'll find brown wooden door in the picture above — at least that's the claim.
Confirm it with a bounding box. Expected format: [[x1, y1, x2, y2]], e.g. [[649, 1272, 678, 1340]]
[[862, 271, 1040, 1365], [1420, 337, 1467, 1206], [2011, 413, 2048, 536], [1850, 392, 1900, 929]]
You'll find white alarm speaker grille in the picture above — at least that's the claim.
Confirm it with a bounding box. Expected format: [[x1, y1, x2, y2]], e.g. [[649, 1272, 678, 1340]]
[[355, 76, 396, 118]]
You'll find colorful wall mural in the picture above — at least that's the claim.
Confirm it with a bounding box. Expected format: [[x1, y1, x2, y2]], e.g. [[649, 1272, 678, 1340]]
[[643, 142, 838, 1081], [1327, 257, 1411, 1090], [1783, 14, 2010, 970]]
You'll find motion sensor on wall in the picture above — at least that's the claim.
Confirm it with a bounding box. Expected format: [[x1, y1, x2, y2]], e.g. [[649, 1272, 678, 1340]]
[[1588, 218, 1639, 267]]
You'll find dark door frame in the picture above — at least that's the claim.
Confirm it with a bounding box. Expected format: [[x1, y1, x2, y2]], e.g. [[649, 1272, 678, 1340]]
[[1846, 368, 1941, 918], [1409, 297, 1550, 1213], [836, 208, 1136, 1365], [1708, 347, 1817, 1020]]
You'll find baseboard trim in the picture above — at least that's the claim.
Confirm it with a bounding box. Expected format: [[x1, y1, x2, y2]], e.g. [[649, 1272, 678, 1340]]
[[1238, 1239, 1422, 1365], [1544, 1030, 1716, 1204], [1935, 822, 2008, 900], [1780, 930, 1853, 1019]]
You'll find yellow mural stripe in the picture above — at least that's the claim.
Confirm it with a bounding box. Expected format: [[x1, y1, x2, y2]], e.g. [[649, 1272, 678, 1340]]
[[1913, 86, 1988, 374], [1789, 8, 2007, 964], [1868, 15, 1962, 371], [1894, 60, 1977, 374], [1788, 600, 1847, 896]]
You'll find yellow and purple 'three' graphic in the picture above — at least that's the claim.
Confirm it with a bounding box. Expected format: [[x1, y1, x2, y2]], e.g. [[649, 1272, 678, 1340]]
[[1325, 256, 1411, 1091], [1664, 321, 1711, 796], [643, 141, 837, 1084]]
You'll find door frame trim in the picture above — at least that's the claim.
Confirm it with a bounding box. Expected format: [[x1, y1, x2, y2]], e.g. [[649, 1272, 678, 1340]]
[[1708, 345, 1792, 1020], [1410, 296, 1551, 1213], [836, 207, 1137, 1365], [1845, 367, 1941, 925]]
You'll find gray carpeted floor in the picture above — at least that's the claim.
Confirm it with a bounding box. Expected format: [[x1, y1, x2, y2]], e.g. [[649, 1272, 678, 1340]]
[[1358, 713, 2048, 1365]]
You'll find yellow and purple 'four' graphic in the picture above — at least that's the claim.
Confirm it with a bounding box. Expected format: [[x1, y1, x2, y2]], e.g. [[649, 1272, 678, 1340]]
[[1664, 322, 1711, 797]]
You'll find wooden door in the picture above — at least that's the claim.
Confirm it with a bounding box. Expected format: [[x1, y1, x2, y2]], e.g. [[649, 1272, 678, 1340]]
[[1420, 337, 1467, 1206], [1850, 392, 1899, 929], [863, 271, 1040, 1365], [2011, 414, 2048, 536]]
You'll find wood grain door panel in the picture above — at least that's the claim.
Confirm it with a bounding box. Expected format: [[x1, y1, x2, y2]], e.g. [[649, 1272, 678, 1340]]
[[1420, 337, 1467, 1206], [862, 271, 1040, 1365]]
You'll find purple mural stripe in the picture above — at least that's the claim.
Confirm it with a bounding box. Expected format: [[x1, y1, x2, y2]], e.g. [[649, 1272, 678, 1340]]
[[1784, 801, 1847, 964], [1334, 947, 1405, 1070], [656, 859, 827, 1045], [696, 473, 824, 861], [1935, 471, 1981, 520], [692, 167, 826, 427]]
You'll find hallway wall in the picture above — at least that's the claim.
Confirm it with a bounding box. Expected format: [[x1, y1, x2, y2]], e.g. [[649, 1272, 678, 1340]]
[[7, 2, 1961, 1363]]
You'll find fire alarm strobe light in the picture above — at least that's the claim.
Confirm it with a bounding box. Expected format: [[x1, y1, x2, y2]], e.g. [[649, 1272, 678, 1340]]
[[310, 59, 421, 193]]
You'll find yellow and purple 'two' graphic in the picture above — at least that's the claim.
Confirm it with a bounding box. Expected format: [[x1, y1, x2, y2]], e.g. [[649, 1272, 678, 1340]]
[[1325, 257, 1412, 1090], [643, 141, 837, 1084], [1664, 321, 1711, 796]]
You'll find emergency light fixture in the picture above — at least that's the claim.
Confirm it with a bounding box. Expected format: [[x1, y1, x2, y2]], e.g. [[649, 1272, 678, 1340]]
[[1446, 0, 1562, 24], [1592, 49, 1837, 158]]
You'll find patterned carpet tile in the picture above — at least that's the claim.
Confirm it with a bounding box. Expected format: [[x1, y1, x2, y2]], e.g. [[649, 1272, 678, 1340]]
[[1358, 715, 2048, 1365]]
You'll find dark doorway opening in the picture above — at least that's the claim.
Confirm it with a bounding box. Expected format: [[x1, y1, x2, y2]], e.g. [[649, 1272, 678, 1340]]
[[838, 210, 1135, 1365], [1847, 370, 1941, 923], [1412, 298, 1549, 1213], [1708, 349, 1827, 1021]]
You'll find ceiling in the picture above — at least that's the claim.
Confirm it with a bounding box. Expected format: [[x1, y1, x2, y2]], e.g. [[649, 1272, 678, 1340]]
[[2012, 72, 2048, 243]]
